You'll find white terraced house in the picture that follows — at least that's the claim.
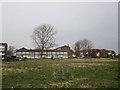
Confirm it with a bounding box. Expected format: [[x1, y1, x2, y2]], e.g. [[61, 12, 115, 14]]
[[0, 43, 7, 59], [16, 48, 68, 59]]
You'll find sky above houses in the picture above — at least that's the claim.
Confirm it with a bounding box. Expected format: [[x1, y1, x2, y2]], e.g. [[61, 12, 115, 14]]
[[2, 2, 118, 53]]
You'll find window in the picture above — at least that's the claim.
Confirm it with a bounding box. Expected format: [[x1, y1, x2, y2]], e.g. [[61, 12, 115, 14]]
[[0, 48, 4, 51], [17, 52, 21, 54], [0, 48, 2, 51], [31, 55, 34, 58], [22, 52, 26, 54], [0, 46, 2, 48], [43, 52, 46, 54], [35, 52, 39, 54], [26, 52, 29, 54], [60, 52, 63, 54], [48, 52, 51, 54], [35, 55, 40, 58], [57, 52, 59, 54], [52, 52, 56, 54], [30, 52, 34, 54], [80, 52, 83, 55], [0, 52, 2, 55], [64, 52, 67, 54]]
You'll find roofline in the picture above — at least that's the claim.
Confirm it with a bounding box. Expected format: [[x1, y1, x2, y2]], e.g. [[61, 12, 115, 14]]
[[55, 45, 70, 49], [80, 49, 116, 52], [16, 48, 67, 52]]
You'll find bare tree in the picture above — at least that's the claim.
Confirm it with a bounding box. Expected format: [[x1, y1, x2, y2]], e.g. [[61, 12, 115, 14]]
[[7, 46, 15, 57], [74, 40, 82, 57], [31, 24, 56, 58], [81, 39, 94, 50], [74, 39, 94, 57]]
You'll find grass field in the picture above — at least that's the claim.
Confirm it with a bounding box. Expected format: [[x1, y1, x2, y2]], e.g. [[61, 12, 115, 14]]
[[2, 58, 119, 88]]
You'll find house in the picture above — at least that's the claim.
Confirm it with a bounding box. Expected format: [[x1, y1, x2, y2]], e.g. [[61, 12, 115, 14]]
[[107, 50, 116, 58], [79, 49, 116, 58], [16, 48, 68, 59], [0, 43, 8, 59], [55, 45, 76, 58]]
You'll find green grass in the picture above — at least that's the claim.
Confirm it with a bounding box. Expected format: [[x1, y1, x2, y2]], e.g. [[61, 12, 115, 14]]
[[2, 58, 119, 88]]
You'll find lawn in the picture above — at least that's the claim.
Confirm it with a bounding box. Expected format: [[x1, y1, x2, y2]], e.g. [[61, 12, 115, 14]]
[[2, 58, 119, 88]]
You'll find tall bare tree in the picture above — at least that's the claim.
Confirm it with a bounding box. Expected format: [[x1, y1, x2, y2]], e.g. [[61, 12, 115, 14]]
[[74, 39, 94, 57], [31, 24, 56, 58]]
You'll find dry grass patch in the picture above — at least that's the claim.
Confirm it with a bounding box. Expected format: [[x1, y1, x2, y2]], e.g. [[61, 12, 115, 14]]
[[78, 84, 95, 88], [96, 60, 118, 62], [52, 64, 60, 67], [24, 66, 43, 71], [73, 66, 87, 68], [69, 63, 110, 68], [50, 77, 88, 88], [2, 68, 26, 74], [0, 67, 2, 77], [0, 68, 2, 71], [70, 58, 118, 62], [0, 63, 2, 67], [28, 67, 42, 71], [2, 64, 6, 67]]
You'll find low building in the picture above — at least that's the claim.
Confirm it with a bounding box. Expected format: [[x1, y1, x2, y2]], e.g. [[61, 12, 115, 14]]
[[0, 43, 8, 59], [16, 48, 68, 59], [55, 45, 76, 58], [79, 49, 116, 58]]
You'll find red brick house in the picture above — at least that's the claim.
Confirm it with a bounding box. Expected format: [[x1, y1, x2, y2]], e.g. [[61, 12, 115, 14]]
[[55, 45, 76, 58], [79, 49, 116, 58]]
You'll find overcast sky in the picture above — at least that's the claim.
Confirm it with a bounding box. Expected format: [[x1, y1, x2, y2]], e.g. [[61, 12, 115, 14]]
[[2, 2, 118, 53]]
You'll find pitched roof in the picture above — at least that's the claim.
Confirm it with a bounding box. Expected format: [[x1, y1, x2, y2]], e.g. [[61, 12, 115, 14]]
[[80, 49, 116, 53], [16, 48, 67, 52], [55, 45, 70, 49]]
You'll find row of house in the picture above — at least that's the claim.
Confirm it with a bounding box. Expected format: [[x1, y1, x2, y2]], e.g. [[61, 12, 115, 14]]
[[16, 46, 116, 59], [0, 43, 117, 60], [16, 48, 68, 59], [16, 45, 76, 59], [79, 49, 116, 58]]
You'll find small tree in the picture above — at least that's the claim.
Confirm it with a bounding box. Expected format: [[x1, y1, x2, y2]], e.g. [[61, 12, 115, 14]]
[[31, 24, 56, 58]]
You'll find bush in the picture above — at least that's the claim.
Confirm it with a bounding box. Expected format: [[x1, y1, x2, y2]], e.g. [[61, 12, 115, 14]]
[[3, 56, 19, 62]]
